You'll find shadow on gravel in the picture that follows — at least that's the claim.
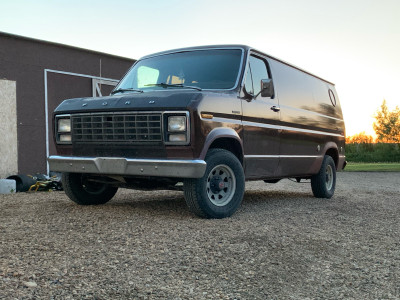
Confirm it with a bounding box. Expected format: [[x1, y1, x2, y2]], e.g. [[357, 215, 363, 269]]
[[243, 190, 313, 203], [98, 189, 317, 218], [107, 193, 191, 218]]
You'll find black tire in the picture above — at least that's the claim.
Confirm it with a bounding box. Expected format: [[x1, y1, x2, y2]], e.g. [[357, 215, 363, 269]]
[[183, 148, 245, 219], [6, 175, 36, 192], [62, 173, 118, 205], [311, 155, 336, 198]]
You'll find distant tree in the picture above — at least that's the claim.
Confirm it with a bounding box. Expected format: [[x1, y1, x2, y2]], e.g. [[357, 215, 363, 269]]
[[373, 100, 400, 143], [346, 132, 375, 144]]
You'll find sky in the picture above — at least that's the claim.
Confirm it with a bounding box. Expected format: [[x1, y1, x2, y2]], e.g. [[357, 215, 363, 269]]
[[1, 0, 399, 137]]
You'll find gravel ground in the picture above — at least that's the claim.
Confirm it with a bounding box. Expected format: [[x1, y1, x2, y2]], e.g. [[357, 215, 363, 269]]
[[1, 172, 399, 300]]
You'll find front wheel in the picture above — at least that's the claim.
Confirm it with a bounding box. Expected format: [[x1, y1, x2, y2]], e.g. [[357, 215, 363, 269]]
[[62, 173, 118, 205], [184, 149, 245, 219], [311, 155, 336, 198]]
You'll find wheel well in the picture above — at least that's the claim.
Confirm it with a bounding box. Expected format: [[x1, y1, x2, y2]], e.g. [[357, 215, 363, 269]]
[[325, 148, 339, 167], [209, 138, 243, 165]]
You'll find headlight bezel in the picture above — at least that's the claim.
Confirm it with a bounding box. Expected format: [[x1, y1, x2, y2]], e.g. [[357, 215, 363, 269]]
[[55, 114, 72, 145], [163, 111, 190, 145]]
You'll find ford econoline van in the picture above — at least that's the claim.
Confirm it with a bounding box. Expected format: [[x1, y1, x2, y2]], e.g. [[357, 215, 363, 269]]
[[49, 45, 346, 218]]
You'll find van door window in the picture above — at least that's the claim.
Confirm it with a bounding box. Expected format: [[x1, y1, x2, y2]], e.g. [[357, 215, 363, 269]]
[[249, 56, 270, 97], [244, 65, 254, 95]]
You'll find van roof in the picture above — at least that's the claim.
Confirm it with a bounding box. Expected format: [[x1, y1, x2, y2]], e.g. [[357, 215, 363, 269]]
[[140, 45, 334, 85]]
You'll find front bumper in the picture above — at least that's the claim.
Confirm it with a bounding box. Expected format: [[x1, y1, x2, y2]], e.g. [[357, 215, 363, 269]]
[[48, 156, 206, 178]]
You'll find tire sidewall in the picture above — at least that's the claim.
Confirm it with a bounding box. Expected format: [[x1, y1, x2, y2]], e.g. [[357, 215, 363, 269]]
[[68, 173, 107, 198], [195, 149, 245, 218], [325, 157, 336, 198], [312, 155, 336, 198], [62, 173, 117, 205]]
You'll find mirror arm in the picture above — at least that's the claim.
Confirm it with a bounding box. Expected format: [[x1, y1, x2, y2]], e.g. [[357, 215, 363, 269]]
[[253, 90, 262, 99], [241, 78, 273, 100], [241, 86, 254, 102]]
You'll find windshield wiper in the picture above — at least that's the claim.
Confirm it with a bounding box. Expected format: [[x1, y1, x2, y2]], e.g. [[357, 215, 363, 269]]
[[111, 88, 143, 95], [145, 83, 202, 91]]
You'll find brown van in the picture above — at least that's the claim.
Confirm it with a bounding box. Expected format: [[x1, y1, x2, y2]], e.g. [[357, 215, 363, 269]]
[[48, 45, 346, 218]]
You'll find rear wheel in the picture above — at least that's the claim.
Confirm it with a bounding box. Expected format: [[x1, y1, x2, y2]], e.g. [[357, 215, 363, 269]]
[[62, 173, 118, 205], [311, 155, 336, 198], [184, 149, 245, 219]]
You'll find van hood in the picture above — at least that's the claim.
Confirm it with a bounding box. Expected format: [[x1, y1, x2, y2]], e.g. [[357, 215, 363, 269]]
[[54, 90, 203, 113]]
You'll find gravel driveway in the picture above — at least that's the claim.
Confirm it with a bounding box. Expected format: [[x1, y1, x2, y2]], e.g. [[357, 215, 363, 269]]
[[1, 172, 399, 299]]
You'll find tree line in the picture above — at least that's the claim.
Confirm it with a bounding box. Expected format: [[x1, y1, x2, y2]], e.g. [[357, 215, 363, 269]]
[[346, 100, 400, 144]]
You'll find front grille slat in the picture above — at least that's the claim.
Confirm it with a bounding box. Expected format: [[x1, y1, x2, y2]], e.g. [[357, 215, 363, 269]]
[[72, 113, 162, 143]]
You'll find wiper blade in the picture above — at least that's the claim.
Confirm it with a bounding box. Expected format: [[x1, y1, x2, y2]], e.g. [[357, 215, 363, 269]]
[[145, 83, 202, 91], [111, 88, 143, 95]]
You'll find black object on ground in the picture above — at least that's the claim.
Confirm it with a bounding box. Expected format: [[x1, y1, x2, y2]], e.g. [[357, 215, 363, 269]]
[[6, 175, 36, 192]]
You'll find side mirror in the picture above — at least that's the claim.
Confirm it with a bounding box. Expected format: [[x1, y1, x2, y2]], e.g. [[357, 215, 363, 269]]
[[260, 79, 274, 98]]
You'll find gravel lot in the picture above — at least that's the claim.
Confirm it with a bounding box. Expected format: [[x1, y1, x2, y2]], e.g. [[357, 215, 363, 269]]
[[1, 172, 399, 300]]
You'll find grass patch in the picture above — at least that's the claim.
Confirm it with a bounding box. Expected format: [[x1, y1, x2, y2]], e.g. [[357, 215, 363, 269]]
[[344, 162, 400, 172], [345, 143, 400, 162]]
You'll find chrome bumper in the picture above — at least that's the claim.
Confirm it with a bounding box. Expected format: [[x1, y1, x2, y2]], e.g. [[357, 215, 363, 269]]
[[48, 156, 207, 178]]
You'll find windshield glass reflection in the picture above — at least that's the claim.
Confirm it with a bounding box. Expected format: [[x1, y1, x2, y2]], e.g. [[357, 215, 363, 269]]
[[114, 49, 243, 93]]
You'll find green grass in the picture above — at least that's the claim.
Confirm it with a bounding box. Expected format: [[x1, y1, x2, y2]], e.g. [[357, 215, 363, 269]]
[[345, 143, 400, 163], [344, 162, 400, 172]]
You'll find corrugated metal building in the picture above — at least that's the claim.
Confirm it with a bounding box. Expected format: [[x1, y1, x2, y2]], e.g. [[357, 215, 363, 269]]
[[0, 32, 135, 177]]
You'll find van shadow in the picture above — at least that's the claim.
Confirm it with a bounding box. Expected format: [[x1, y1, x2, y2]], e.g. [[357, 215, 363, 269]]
[[241, 189, 319, 211], [244, 190, 314, 203], [105, 188, 315, 218], [108, 191, 191, 218]]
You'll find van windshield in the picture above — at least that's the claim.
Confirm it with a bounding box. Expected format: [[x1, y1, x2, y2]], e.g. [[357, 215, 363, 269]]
[[114, 49, 243, 93]]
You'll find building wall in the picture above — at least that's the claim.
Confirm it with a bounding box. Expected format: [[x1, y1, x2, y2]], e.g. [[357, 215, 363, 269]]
[[0, 32, 135, 175], [0, 79, 18, 178]]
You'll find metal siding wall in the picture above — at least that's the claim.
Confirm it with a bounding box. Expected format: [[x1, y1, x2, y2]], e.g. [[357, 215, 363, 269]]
[[0, 33, 134, 174]]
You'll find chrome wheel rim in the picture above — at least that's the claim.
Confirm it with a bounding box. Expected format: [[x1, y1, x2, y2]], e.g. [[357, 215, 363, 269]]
[[206, 164, 236, 206], [325, 164, 334, 191]]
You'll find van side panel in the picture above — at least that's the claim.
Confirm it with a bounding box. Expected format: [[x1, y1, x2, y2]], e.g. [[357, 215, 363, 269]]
[[194, 91, 243, 159], [268, 58, 345, 177]]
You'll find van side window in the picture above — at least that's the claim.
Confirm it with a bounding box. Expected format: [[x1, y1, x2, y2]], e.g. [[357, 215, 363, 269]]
[[249, 55, 270, 97]]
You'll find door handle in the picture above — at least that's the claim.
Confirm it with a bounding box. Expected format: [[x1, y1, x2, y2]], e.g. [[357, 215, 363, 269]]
[[270, 106, 280, 112]]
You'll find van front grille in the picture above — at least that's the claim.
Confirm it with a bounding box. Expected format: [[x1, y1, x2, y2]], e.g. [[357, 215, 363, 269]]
[[71, 113, 162, 143]]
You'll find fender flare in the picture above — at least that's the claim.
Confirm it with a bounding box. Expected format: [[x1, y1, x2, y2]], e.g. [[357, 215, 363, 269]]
[[199, 128, 244, 161], [321, 141, 339, 166]]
